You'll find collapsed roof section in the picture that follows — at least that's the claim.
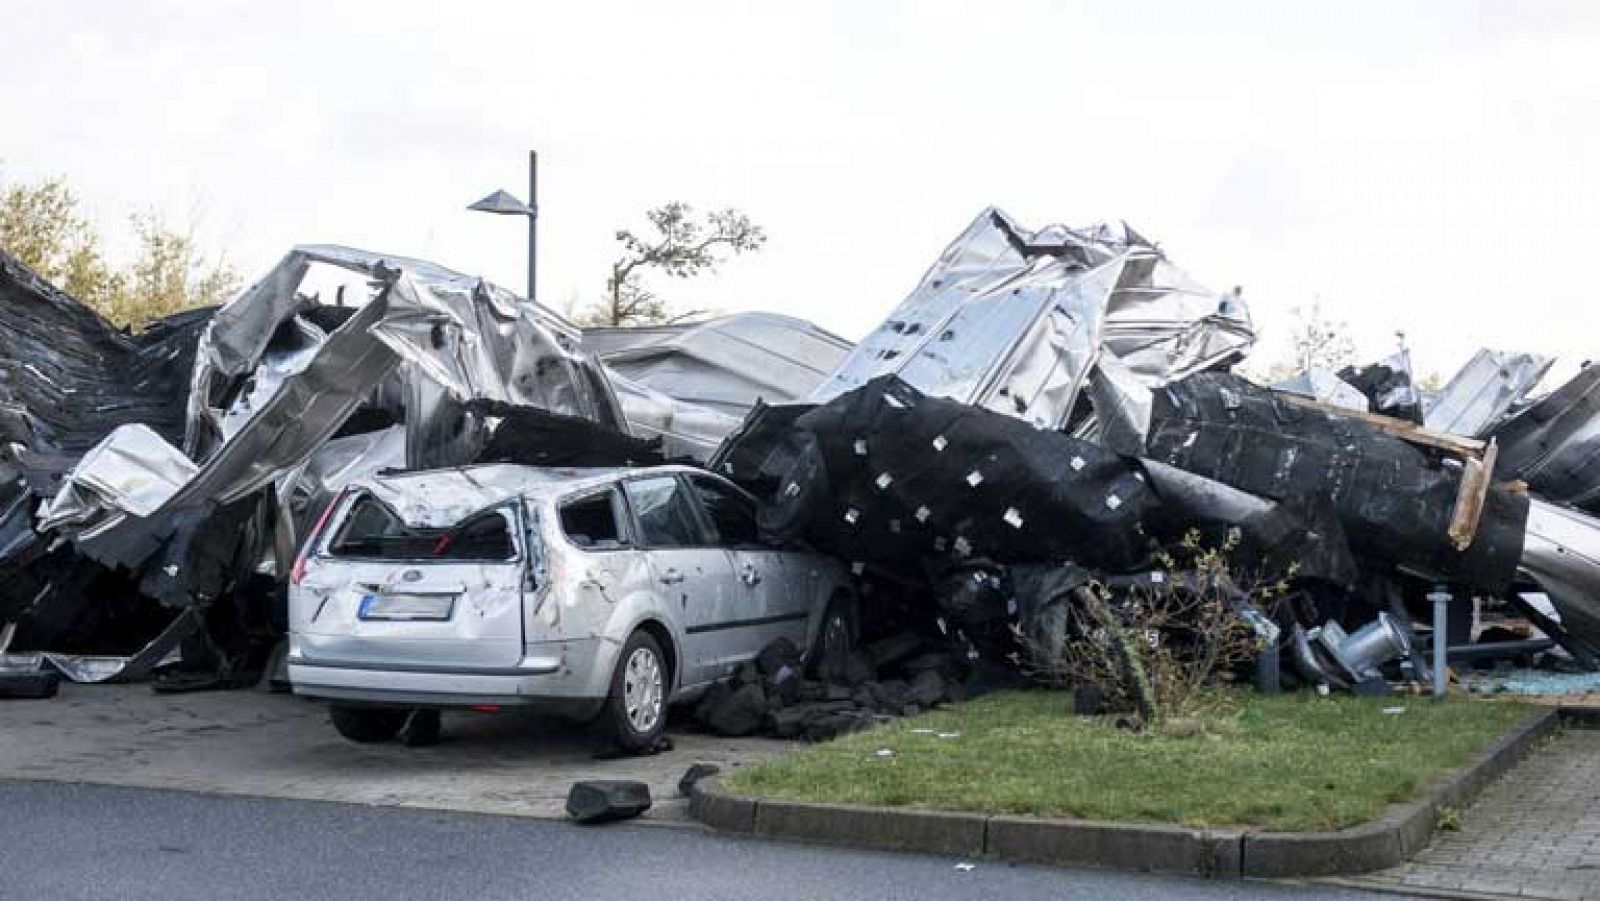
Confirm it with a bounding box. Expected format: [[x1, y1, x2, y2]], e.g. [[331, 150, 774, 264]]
[[808, 208, 1255, 430], [587, 313, 854, 463], [42, 246, 626, 567], [0, 249, 214, 459], [585, 312, 854, 419]]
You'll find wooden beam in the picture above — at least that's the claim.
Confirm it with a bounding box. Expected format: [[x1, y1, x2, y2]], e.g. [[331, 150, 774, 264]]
[[1447, 439, 1499, 551], [1277, 393, 1488, 458]]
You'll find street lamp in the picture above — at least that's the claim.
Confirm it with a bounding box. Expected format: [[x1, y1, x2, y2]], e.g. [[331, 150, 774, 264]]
[[467, 150, 539, 303]]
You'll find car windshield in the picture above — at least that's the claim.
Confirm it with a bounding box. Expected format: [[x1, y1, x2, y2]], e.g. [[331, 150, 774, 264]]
[[326, 494, 518, 562]]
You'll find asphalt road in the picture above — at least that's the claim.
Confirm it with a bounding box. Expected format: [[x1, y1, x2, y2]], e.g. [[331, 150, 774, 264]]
[[0, 781, 1421, 901]]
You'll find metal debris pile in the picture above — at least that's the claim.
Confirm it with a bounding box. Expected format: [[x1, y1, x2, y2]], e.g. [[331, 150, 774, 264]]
[[711, 208, 1600, 698], [3, 205, 1599, 701], [0, 246, 784, 686]]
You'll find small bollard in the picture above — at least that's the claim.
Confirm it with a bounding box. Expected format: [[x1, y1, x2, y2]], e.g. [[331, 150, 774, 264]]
[[1428, 585, 1452, 699], [1254, 644, 1280, 695]]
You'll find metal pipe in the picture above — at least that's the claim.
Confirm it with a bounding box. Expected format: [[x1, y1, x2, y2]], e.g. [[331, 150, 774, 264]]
[[527, 150, 539, 304], [1445, 639, 1555, 662], [1428, 585, 1452, 699]]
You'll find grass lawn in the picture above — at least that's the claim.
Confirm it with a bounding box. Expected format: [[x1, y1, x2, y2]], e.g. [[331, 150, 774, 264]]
[[723, 690, 1538, 832]]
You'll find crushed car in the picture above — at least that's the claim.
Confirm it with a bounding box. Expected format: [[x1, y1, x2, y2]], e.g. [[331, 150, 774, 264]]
[[288, 463, 857, 750]]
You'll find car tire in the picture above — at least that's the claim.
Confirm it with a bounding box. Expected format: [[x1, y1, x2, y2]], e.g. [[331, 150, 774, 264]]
[[602, 630, 669, 754], [809, 595, 857, 681], [329, 705, 407, 743]]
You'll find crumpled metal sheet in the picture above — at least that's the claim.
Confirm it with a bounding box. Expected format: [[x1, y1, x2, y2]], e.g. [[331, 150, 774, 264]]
[[47, 608, 197, 683], [1424, 349, 1553, 437], [1490, 363, 1600, 515], [197, 244, 521, 383], [71, 289, 403, 569], [217, 314, 331, 444], [50, 245, 630, 574], [187, 245, 622, 463], [271, 425, 408, 571], [586, 312, 853, 420], [1520, 497, 1600, 660], [608, 372, 742, 461], [367, 265, 613, 424], [0, 608, 198, 683], [38, 424, 199, 533], [1273, 368, 1369, 412], [1080, 353, 1153, 456], [808, 209, 1254, 430]]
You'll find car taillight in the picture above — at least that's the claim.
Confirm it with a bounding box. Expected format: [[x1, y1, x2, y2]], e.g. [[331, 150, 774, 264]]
[[291, 491, 344, 586]]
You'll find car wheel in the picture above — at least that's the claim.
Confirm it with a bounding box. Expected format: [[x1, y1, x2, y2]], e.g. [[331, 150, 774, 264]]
[[603, 630, 669, 754], [329, 705, 408, 743], [810, 597, 857, 680]]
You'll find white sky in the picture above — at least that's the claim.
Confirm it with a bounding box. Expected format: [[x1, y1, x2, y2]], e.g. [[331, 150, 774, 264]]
[[3, 0, 1598, 382]]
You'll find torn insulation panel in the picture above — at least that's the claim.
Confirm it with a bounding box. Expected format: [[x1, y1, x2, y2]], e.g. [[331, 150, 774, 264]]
[[1145, 372, 1529, 594]]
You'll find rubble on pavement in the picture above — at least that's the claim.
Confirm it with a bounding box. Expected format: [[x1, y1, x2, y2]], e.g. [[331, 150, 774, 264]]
[[690, 635, 973, 742]]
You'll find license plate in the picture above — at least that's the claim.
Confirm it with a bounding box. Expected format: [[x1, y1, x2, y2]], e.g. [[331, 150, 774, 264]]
[[358, 593, 455, 621]]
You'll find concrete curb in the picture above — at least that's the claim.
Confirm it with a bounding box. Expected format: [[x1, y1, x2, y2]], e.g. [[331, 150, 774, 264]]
[[690, 708, 1558, 879]]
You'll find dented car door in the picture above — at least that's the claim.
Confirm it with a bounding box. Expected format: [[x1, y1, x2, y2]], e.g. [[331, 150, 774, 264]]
[[685, 473, 810, 651], [620, 474, 738, 684]]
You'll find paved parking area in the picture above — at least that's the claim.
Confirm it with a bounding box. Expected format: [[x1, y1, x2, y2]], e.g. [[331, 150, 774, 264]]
[[0, 682, 791, 822], [1340, 729, 1600, 901]]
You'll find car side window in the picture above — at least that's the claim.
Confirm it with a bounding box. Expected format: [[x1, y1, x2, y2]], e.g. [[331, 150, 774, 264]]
[[559, 490, 626, 550], [623, 476, 706, 548], [689, 476, 761, 548]]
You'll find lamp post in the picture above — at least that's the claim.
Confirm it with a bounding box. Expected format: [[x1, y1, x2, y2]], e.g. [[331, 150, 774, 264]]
[[467, 150, 539, 303]]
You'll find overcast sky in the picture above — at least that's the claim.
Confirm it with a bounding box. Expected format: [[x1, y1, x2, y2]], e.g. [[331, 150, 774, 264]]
[[3, 0, 1597, 381]]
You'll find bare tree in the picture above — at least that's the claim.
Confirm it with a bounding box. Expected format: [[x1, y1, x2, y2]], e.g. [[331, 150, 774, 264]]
[[1262, 299, 1357, 380], [584, 202, 766, 327]]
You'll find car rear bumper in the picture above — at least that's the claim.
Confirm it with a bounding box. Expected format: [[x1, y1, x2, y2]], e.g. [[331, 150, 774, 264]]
[[287, 636, 615, 719]]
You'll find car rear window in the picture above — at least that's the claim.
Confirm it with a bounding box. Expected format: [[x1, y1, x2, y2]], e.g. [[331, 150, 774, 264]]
[[327, 495, 518, 561]]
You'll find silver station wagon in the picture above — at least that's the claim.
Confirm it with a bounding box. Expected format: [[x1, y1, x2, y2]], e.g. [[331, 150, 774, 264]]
[[286, 464, 857, 751]]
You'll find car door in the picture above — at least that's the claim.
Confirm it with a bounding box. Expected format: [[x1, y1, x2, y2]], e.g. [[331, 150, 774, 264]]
[[295, 493, 527, 670], [620, 474, 737, 685], [685, 473, 811, 652]]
